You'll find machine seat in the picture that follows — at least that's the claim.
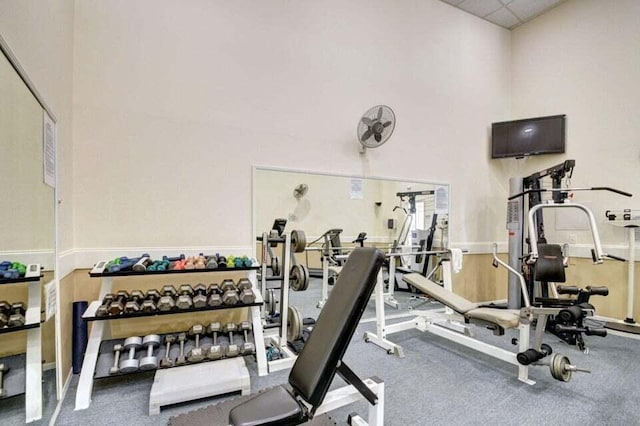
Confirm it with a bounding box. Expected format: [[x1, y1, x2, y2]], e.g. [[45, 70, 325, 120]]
[[403, 273, 521, 330], [229, 386, 305, 426], [465, 308, 521, 330]]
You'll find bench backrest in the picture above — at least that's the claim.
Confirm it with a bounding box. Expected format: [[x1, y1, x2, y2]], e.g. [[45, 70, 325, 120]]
[[288, 247, 385, 407]]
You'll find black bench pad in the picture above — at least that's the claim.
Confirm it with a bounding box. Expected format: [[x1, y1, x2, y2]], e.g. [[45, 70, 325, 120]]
[[229, 385, 305, 426]]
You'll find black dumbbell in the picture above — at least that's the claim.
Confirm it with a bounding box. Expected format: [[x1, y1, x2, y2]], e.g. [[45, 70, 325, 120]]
[[207, 322, 222, 360], [8, 302, 26, 327], [139, 335, 161, 370], [158, 285, 177, 311], [110, 344, 123, 374], [108, 290, 130, 315], [187, 324, 205, 363], [238, 321, 255, 355], [208, 283, 222, 307], [124, 290, 145, 314], [217, 256, 227, 268], [176, 284, 194, 310], [141, 289, 161, 312], [224, 322, 240, 357], [96, 294, 114, 317], [192, 284, 208, 308], [0, 363, 9, 398], [160, 335, 175, 368], [0, 300, 10, 327], [119, 336, 142, 373], [221, 279, 239, 305]]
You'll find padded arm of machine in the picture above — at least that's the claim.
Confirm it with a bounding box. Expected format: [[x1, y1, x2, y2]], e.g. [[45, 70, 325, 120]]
[[528, 203, 604, 264]]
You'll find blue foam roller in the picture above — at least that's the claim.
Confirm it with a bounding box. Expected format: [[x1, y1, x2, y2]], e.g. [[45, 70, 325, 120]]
[[72, 301, 89, 374]]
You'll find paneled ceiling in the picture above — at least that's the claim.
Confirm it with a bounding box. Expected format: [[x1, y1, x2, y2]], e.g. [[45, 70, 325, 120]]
[[440, 0, 568, 29]]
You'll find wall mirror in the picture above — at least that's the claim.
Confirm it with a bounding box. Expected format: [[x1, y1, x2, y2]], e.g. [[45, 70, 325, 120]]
[[253, 166, 450, 314], [253, 167, 450, 250], [0, 39, 57, 423]]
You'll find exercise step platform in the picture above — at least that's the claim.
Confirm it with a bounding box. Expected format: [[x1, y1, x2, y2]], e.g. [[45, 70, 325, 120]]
[[149, 357, 250, 415]]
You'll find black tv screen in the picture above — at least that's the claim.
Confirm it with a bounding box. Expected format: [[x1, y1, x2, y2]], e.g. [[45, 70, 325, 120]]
[[491, 114, 566, 159]]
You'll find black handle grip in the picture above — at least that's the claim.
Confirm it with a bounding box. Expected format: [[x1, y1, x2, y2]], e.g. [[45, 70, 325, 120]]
[[554, 324, 581, 334], [587, 286, 609, 296], [605, 254, 626, 262], [590, 187, 633, 197], [585, 328, 607, 337], [590, 249, 597, 263], [557, 285, 580, 295]]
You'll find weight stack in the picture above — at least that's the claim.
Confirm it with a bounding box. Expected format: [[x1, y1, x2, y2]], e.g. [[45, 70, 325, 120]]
[[72, 301, 89, 374]]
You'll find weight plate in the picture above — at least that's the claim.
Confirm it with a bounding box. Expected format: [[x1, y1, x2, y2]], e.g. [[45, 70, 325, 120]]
[[271, 256, 280, 276], [287, 305, 303, 342], [266, 289, 276, 316], [290, 264, 309, 291], [290, 230, 307, 253], [550, 353, 571, 382]]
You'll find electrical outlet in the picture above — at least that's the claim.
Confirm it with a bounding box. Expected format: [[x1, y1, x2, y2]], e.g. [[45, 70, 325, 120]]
[[569, 234, 577, 244]]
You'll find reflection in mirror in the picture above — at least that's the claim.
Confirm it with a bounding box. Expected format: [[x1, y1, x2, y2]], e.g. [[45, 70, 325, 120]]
[[0, 44, 57, 423], [253, 166, 450, 318], [254, 167, 449, 251]]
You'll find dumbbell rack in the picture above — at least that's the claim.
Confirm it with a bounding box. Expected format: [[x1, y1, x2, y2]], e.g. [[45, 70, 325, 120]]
[[0, 267, 43, 423], [257, 232, 298, 373], [75, 263, 268, 411]]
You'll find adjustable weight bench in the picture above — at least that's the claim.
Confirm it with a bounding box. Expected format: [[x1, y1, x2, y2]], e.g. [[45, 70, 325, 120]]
[[401, 262, 590, 384], [229, 247, 386, 426]]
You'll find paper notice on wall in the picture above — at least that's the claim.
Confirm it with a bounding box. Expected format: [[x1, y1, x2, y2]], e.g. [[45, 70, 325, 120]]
[[43, 112, 56, 188], [349, 178, 363, 200], [45, 280, 57, 321], [434, 185, 449, 214]]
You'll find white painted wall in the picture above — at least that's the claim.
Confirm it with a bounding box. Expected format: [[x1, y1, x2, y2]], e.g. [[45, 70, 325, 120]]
[[0, 0, 75, 257], [72, 0, 511, 256], [509, 0, 640, 251]]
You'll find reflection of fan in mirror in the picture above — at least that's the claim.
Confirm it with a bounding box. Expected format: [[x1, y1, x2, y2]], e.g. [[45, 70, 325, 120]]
[[293, 184, 308, 199], [357, 105, 396, 151]]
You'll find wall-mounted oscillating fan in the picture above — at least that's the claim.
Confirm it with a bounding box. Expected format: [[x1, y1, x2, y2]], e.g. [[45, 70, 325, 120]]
[[293, 184, 308, 199], [357, 105, 396, 152]]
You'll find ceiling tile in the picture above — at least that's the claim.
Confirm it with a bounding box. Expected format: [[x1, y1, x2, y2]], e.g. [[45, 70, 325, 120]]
[[441, 0, 465, 5], [457, 0, 503, 18], [484, 6, 521, 29], [507, 0, 566, 21]]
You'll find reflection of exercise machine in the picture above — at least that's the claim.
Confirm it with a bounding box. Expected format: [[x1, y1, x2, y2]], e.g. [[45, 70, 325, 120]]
[[365, 247, 591, 384], [312, 230, 368, 309], [604, 209, 640, 334], [506, 160, 631, 350], [229, 248, 386, 426], [306, 229, 367, 280]]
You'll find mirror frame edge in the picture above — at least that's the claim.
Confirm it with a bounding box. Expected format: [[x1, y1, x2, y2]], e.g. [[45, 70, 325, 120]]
[[0, 33, 62, 401]]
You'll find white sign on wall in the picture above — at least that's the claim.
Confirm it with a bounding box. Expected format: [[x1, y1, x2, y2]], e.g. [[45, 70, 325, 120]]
[[43, 112, 56, 188], [349, 178, 364, 200], [435, 185, 449, 214]]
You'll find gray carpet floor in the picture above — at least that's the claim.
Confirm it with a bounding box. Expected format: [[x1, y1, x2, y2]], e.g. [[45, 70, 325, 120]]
[[50, 278, 640, 425], [0, 369, 58, 426]]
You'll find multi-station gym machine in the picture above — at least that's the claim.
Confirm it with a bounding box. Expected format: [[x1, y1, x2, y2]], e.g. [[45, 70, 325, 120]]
[[504, 160, 631, 350]]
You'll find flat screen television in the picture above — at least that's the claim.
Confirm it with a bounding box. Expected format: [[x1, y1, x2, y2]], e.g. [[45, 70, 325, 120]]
[[491, 114, 566, 159]]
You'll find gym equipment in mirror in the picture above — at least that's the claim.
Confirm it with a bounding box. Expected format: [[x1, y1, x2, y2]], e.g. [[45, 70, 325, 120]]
[[0, 38, 58, 423], [253, 166, 450, 319]]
